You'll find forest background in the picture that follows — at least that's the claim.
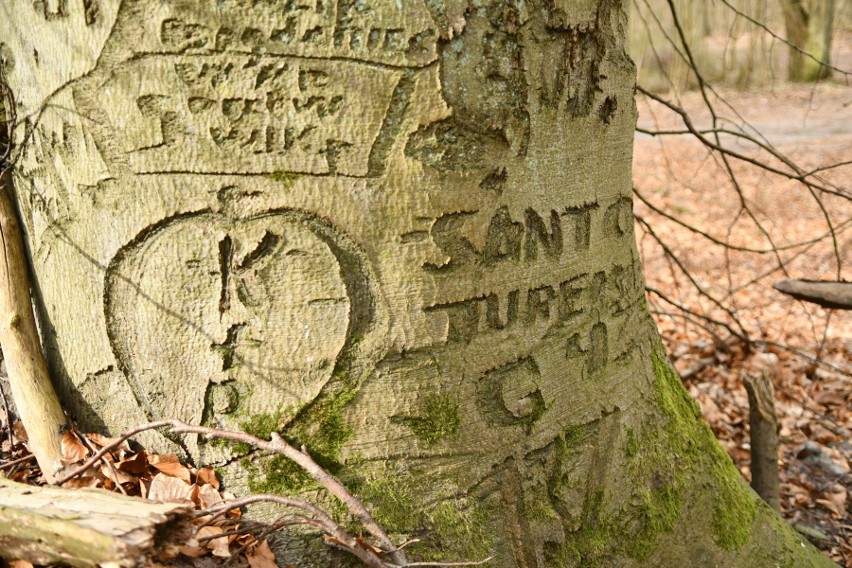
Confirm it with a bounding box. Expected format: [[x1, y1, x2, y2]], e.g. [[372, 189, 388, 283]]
[[631, 0, 851, 564]]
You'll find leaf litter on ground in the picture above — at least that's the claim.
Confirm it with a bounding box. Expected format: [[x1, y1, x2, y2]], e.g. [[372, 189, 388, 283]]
[[0, 416, 282, 568]]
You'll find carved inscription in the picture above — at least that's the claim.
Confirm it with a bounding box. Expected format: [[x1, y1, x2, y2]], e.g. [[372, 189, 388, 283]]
[[424, 206, 575, 273], [105, 208, 373, 429], [477, 357, 546, 431], [97, 56, 399, 176], [31, 0, 99, 24], [423, 198, 637, 347], [425, 266, 633, 348], [424, 199, 631, 273], [33, 0, 67, 19], [141, 1, 439, 67]]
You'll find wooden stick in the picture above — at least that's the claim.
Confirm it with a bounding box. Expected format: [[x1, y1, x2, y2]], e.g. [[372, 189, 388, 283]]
[[0, 476, 194, 567], [773, 279, 852, 310], [744, 373, 781, 512], [0, 166, 68, 482]]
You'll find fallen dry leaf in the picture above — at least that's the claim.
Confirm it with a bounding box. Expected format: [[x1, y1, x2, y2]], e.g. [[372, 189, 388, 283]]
[[86, 432, 131, 451], [178, 540, 208, 559], [197, 525, 231, 558], [61, 431, 88, 465], [246, 539, 278, 568], [62, 476, 102, 489], [12, 421, 27, 443], [148, 472, 196, 503], [196, 466, 220, 489], [816, 485, 848, 519], [198, 483, 224, 509], [149, 453, 192, 483]]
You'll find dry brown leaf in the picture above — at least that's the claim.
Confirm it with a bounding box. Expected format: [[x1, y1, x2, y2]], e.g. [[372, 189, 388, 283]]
[[148, 472, 196, 503], [99, 461, 136, 485], [198, 483, 224, 509], [61, 431, 89, 465], [196, 466, 220, 489], [86, 432, 131, 451], [246, 539, 278, 568], [197, 526, 231, 558], [808, 424, 841, 445], [61, 476, 102, 489], [12, 421, 28, 443], [816, 498, 841, 518], [149, 453, 192, 483], [356, 534, 385, 554], [812, 390, 847, 407], [117, 450, 150, 475], [10, 560, 34, 568], [816, 485, 848, 519], [178, 540, 208, 558]]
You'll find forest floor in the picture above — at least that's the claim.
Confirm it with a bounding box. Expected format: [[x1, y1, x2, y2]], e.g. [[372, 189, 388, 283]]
[[634, 78, 852, 565]]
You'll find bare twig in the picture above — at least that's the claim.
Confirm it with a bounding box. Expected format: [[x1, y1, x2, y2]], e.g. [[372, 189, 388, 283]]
[[384, 559, 494, 567], [636, 86, 851, 200], [58, 419, 410, 565], [0, 453, 35, 470], [202, 494, 386, 568], [77, 430, 127, 496], [716, 0, 851, 78], [171, 423, 407, 565], [55, 419, 498, 566], [55, 419, 175, 486]]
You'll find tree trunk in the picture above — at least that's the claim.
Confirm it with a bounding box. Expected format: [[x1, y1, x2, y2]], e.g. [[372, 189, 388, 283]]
[[0, 1, 833, 566], [781, 0, 835, 82], [804, 0, 835, 81]]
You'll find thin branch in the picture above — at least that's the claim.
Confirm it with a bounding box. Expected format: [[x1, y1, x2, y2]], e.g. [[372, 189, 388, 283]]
[[0, 453, 35, 470], [633, 187, 852, 254], [77, 430, 127, 496], [202, 495, 386, 568], [636, 86, 851, 200], [55, 420, 175, 485], [58, 419, 408, 566], [385, 560, 493, 568], [635, 215, 751, 339], [172, 423, 406, 565]]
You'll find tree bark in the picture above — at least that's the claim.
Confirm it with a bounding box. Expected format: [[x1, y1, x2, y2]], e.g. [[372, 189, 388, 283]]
[[0, 1, 835, 566]]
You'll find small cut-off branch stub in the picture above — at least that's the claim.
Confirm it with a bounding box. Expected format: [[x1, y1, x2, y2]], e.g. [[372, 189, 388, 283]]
[[0, 476, 194, 567], [744, 373, 781, 512]]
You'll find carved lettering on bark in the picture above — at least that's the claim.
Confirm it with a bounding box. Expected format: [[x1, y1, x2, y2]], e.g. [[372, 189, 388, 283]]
[[104, 207, 375, 432]]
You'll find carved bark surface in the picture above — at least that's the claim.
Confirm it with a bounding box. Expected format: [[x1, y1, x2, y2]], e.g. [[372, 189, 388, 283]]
[[0, 1, 833, 566]]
